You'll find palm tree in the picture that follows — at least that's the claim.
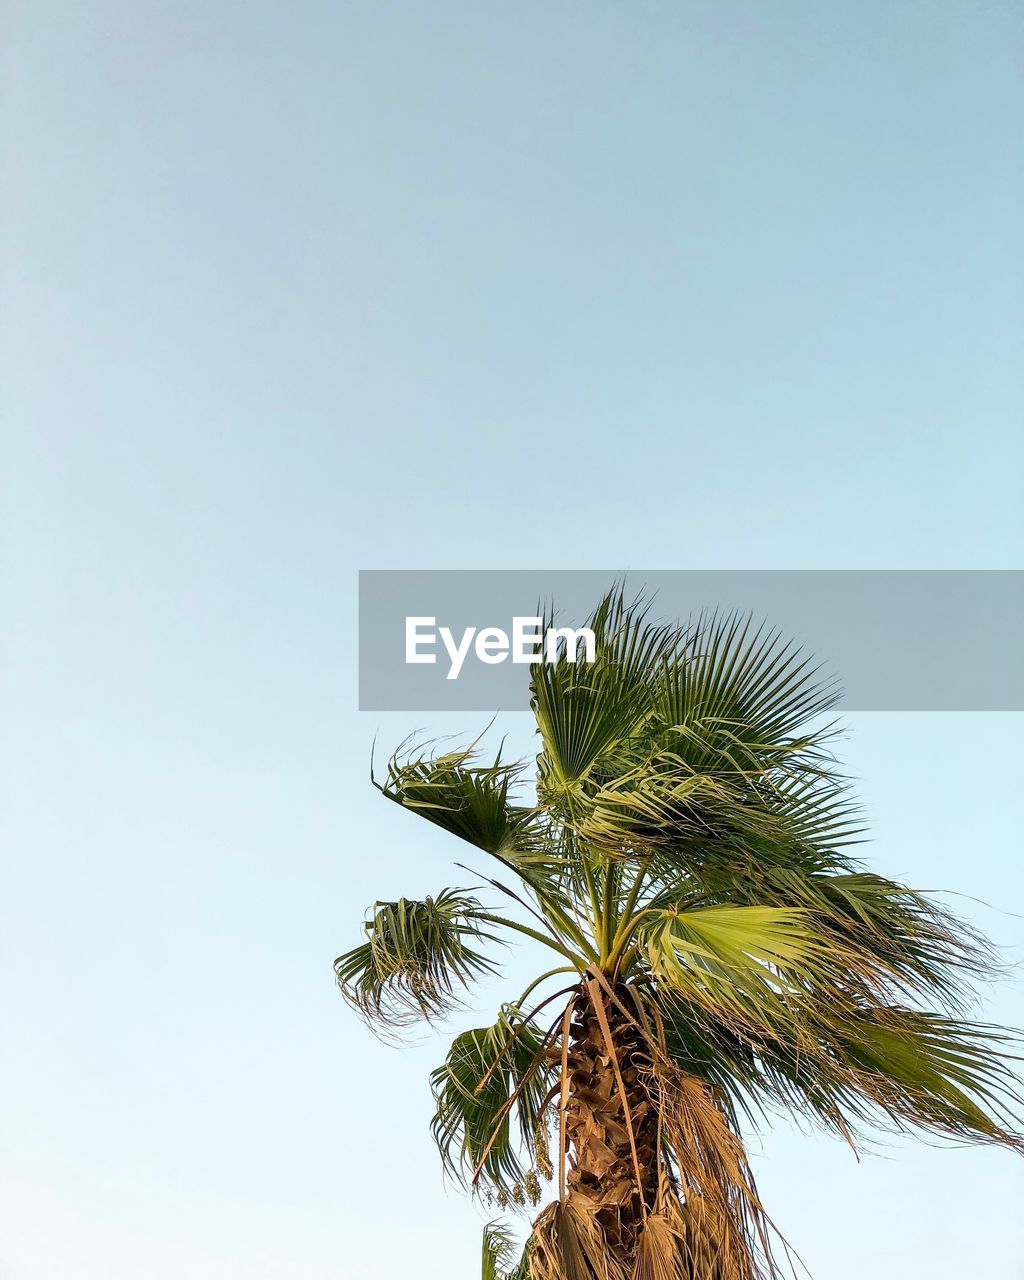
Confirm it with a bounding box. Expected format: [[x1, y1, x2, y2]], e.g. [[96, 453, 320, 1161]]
[[336, 590, 1022, 1280]]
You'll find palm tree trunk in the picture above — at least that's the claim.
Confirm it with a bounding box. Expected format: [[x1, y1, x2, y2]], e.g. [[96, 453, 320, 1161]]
[[563, 983, 659, 1266]]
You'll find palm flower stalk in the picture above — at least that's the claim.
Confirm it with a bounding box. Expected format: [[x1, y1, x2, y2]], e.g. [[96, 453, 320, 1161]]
[[336, 589, 1023, 1280]]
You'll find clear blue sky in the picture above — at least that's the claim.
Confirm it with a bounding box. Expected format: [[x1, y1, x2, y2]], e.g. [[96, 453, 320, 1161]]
[[2, 3, 1022, 1277]]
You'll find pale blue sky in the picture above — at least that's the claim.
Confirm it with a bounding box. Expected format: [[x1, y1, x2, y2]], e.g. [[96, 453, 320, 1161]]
[[2, 3, 1022, 1277]]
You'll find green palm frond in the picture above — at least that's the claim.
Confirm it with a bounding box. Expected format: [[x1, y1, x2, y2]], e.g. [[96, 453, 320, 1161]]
[[560, 609, 860, 886], [505, 1236, 534, 1280], [579, 760, 849, 875], [481, 1221, 535, 1280], [744, 868, 994, 1012], [376, 743, 543, 862], [334, 890, 499, 1027], [482, 1220, 518, 1280], [648, 987, 766, 1118], [431, 1006, 558, 1196], [374, 740, 600, 959], [766, 772, 863, 862], [654, 977, 1024, 1151], [531, 589, 678, 802], [655, 611, 841, 772], [836, 1008, 1024, 1145], [639, 903, 846, 1029]]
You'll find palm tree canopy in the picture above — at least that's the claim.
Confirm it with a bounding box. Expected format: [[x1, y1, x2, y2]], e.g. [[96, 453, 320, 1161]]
[[336, 589, 1022, 1280]]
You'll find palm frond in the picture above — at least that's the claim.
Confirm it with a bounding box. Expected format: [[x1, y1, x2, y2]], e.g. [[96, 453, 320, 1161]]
[[645, 1066, 785, 1280], [376, 742, 543, 861], [531, 1198, 629, 1280], [834, 1008, 1024, 1146], [655, 611, 841, 774], [735, 868, 996, 1013], [431, 1006, 559, 1196], [482, 1220, 519, 1280], [640, 904, 840, 1029], [334, 890, 499, 1028], [506, 1234, 535, 1280], [531, 589, 679, 804], [579, 762, 855, 877]]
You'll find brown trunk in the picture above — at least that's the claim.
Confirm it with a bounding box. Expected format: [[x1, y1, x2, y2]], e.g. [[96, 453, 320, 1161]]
[[531, 985, 770, 1280], [563, 983, 659, 1267]]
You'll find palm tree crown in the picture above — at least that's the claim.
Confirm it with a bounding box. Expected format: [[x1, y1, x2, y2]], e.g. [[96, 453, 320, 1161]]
[[336, 590, 1022, 1280]]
